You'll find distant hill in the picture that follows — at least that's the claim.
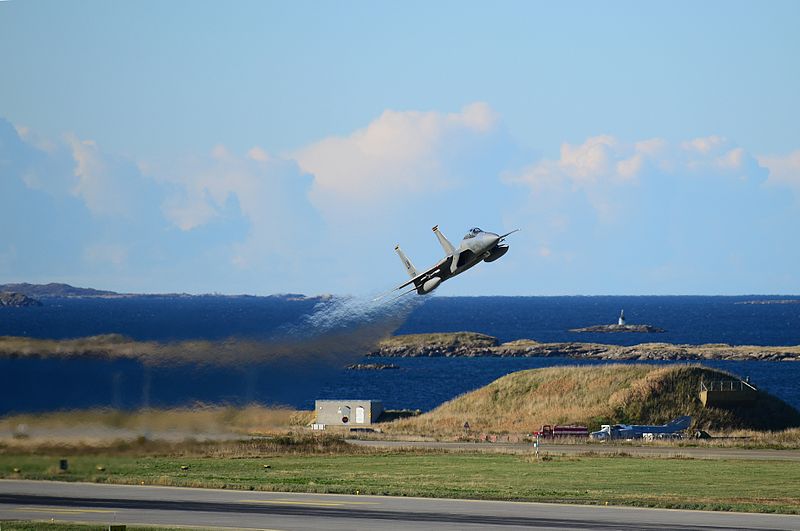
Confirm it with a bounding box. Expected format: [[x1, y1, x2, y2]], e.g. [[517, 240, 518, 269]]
[[0, 283, 325, 300], [388, 365, 800, 435], [0, 283, 118, 298]]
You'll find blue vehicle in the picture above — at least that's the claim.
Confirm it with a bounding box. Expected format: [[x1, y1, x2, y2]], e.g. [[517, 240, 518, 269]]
[[590, 416, 692, 440]]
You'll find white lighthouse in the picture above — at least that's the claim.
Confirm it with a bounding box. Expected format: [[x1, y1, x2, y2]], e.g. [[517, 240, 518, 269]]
[[618, 310, 626, 326]]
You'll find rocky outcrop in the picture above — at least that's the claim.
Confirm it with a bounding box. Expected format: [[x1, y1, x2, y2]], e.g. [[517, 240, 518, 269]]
[[375, 332, 499, 357], [0, 292, 42, 307], [569, 324, 665, 333], [370, 333, 800, 361], [346, 363, 400, 370]]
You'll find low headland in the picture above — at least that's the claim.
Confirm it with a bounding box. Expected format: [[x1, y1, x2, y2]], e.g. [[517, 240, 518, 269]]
[[372, 332, 800, 361], [387, 364, 800, 436]]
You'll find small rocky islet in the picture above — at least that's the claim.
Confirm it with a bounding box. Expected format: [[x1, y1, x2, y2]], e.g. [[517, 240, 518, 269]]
[[345, 363, 400, 371], [569, 309, 665, 334], [569, 324, 665, 333]]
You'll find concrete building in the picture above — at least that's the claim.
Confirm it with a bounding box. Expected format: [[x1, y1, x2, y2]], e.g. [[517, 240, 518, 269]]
[[314, 399, 383, 427], [699, 379, 758, 407]]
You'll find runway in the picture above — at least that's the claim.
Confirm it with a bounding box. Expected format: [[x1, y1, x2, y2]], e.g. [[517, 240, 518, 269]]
[[347, 439, 800, 460], [1, 480, 798, 530]]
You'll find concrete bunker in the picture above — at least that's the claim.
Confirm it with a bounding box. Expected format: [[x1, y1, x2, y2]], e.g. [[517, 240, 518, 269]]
[[314, 399, 383, 428], [700, 378, 758, 407]]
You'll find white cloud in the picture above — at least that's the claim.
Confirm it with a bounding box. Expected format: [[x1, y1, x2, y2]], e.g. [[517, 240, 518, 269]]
[[508, 134, 767, 198], [759, 149, 800, 192], [507, 135, 654, 194], [160, 145, 319, 270], [65, 133, 154, 218], [247, 146, 269, 162], [681, 135, 726, 154], [293, 102, 499, 210], [715, 147, 745, 171]]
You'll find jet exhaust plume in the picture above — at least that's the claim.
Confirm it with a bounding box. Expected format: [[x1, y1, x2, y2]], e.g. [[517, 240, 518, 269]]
[[0, 293, 427, 414]]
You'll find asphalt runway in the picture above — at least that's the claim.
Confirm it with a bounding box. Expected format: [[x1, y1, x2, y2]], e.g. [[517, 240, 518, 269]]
[[347, 439, 800, 460], [1, 480, 798, 530]]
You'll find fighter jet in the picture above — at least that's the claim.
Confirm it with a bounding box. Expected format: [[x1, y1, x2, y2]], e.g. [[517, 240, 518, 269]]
[[589, 416, 692, 441], [384, 225, 519, 298]]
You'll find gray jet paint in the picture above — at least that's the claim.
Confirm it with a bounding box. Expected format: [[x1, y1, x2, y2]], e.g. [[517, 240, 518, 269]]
[[389, 225, 518, 296]]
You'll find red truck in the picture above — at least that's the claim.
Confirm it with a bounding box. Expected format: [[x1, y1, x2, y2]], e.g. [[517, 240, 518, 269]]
[[533, 424, 588, 438]]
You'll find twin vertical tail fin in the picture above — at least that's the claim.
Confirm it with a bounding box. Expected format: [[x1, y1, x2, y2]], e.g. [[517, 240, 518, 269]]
[[432, 225, 455, 256], [394, 245, 418, 279]]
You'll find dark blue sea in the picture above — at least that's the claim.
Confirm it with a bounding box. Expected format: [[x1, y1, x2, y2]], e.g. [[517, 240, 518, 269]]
[[1, 295, 799, 415]]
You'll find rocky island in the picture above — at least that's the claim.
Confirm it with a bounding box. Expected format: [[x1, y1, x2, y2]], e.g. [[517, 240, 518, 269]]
[[0, 292, 42, 307], [346, 363, 400, 370], [569, 309, 665, 333], [569, 324, 665, 333], [370, 332, 800, 361]]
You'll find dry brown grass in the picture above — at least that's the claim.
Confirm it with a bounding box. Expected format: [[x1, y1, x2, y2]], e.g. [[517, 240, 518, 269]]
[[0, 405, 315, 448], [388, 365, 652, 435], [0, 433, 376, 457], [387, 364, 800, 437]]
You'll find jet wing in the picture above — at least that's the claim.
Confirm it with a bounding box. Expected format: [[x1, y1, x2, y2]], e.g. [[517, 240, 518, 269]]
[[393, 259, 446, 291], [374, 258, 450, 301]]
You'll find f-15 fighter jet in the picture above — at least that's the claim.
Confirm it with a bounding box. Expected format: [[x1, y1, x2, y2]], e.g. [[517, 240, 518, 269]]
[[589, 416, 692, 441], [383, 225, 519, 298]]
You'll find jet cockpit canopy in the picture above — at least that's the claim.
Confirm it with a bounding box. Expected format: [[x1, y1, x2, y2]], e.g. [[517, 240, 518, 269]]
[[463, 227, 483, 239]]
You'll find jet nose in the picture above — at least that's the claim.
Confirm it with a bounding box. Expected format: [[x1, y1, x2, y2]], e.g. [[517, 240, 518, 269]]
[[481, 232, 501, 249]]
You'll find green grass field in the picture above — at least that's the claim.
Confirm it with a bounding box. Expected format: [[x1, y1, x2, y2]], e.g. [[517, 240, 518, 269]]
[[2, 452, 799, 514]]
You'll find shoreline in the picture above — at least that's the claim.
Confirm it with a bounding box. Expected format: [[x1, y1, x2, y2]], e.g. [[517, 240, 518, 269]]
[[0, 332, 798, 362], [371, 333, 800, 361]]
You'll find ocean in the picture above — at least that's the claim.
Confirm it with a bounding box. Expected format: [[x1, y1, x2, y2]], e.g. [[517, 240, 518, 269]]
[[1, 295, 799, 415]]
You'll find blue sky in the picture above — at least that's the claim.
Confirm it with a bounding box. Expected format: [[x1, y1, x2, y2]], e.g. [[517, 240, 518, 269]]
[[1, 1, 799, 295]]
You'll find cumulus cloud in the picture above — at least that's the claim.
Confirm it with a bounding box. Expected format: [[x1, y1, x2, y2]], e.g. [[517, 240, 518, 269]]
[[760, 150, 800, 194], [511, 135, 766, 190], [159, 144, 320, 271], [294, 102, 499, 212], [507, 134, 768, 212], [65, 134, 153, 218]]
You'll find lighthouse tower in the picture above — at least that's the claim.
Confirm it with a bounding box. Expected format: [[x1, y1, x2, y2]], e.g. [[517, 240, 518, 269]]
[[618, 310, 626, 326]]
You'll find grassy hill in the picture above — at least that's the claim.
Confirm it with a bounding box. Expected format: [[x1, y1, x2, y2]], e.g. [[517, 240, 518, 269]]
[[388, 364, 800, 435]]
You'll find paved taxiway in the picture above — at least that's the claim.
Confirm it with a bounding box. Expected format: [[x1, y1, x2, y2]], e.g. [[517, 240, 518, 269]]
[[347, 439, 800, 460], [1, 480, 798, 530]]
